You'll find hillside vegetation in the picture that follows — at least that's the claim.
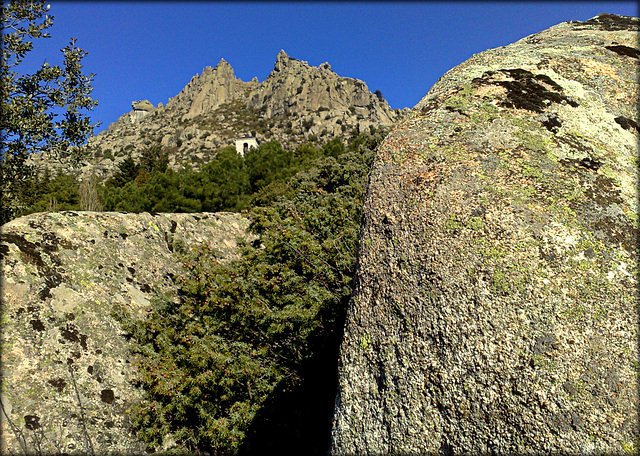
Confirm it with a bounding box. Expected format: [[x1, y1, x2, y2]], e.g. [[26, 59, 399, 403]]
[[17, 131, 383, 218], [2, 3, 396, 453], [112, 132, 382, 454], [11, 130, 382, 454]]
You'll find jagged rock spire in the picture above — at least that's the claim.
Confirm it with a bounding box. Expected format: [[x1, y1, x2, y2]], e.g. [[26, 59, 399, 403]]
[[214, 58, 232, 71], [275, 49, 290, 71]]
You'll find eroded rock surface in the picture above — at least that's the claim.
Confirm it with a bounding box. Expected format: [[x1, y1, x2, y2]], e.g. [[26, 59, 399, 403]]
[[32, 50, 405, 182], [0, 211, 248, 454], [331, 14, 639, 454], [129, 100, 156, 123]]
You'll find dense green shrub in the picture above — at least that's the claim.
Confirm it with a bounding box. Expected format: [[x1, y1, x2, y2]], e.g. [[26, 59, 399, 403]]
[[16, 169, 82, 216], [13, 130, 388, 453], [199, 146, 249, 212], [16, 135, 381, 226], [98, 140, 342, 215], [115, 133, 383, 454], [244, 141, 294, 194]]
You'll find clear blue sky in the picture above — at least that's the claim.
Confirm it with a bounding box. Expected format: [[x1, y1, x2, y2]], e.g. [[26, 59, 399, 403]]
[[21, 2, 638, 133]]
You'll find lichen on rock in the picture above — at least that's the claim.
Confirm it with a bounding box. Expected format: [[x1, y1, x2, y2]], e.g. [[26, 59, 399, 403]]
[[0, 211, 249, 454], [331, 14, 639, 455]]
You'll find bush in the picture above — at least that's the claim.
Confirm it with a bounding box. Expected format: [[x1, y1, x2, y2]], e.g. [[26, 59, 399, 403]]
[[321, 137, 345, 158], [118, 132, 385, 454], [17, 170, 82, 216]]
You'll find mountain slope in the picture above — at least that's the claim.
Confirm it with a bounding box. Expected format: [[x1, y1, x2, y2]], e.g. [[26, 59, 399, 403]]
[[49, 50, 405, 181]]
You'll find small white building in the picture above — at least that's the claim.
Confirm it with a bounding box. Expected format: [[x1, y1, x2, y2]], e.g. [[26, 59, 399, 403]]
[[235, 136, 258, 156]]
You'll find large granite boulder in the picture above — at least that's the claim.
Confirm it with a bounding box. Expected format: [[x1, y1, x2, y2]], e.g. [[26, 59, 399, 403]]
[[331, 14, 638, 454], [0, 211, 249, 454]]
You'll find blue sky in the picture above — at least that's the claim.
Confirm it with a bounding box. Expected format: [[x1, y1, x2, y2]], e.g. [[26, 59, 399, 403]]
[[20, 2, 638, 134]]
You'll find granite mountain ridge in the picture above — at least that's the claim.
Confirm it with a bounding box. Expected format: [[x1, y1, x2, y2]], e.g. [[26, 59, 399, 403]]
[[33, 50, 406, 181]]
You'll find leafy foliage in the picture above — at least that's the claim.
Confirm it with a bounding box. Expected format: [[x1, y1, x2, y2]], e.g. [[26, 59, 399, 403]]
[[115, 133, 383, 454], [12, 128, 386, 452], [96, 138, 359, 214], [13, 126, 392, 222], [1, 0, 97, 223]]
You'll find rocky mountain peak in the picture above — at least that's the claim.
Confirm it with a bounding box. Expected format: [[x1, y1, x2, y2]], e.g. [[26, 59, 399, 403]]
[[212, 57, 234, 76], [275, 49, 289, 68], [253, 50, 397, 123], [155, 49, 400, 130], [34, 50, 406, 181], [164, 58, 254, 121], [272, 49, 310, 74]]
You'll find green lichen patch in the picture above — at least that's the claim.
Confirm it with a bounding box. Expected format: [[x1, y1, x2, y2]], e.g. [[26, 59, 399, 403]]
[[442, 83, 473, 111]]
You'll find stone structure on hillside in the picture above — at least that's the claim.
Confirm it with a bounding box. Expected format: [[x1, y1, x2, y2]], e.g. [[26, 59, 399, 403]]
[[0, 211, 249, 454], [235, 136, 258, 156], [331, 14, 639, 454]]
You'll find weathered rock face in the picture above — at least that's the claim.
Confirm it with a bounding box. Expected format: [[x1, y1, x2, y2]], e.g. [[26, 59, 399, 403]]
[[248, 50, 396, 126], [331, 14, 638, 454], [131, 100, 155, 112], [167, 58, 259, 121], [129, 100, 156, 123], [0, 211, 249, 454], [34, 50, 405, 182]]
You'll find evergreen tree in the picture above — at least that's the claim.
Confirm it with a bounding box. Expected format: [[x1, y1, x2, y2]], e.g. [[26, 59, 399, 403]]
[[201, 146, 249, 212]]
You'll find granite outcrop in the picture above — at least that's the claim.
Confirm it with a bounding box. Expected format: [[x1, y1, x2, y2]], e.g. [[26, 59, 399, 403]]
[[0, 211, 249, 454], [331, 14, 639, 454], [32, 50, 405, 181], [129, 100, 156, 124]]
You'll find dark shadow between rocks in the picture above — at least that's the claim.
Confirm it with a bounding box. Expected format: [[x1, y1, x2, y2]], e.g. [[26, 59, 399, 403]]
[[237, 318, 346, 455]]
